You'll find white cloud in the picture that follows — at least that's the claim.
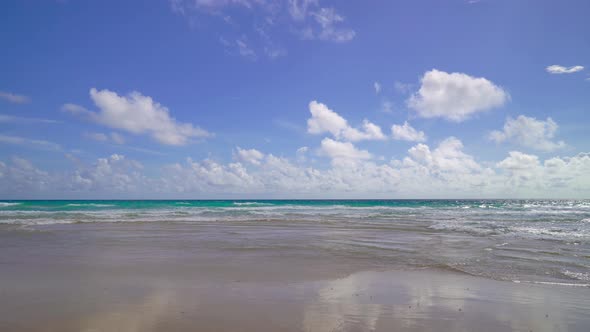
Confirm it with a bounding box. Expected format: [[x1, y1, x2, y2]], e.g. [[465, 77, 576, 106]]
[[171, 0, 266, 13], [67, 88, 211, 146], [497, 151, 540, 170], [86, 132, 108, 142], [0, 134, 62, 151], [172, 0, 354, 61], [161, 158, 259, 194], [0, 155, 147, 196], [307, 101, 386, 141], [288, 0, 318, 20], [318, 137, 371, 161], [0, 91, 30, 104], [234, 147, 265, 165], [357, 120, 386, 141], [545, 65, 584, 74], [236, 37, 257, 59], [489, 115, 565, 152], [67, 154, 147, 193], [61, 103, 92, 116], [373, 82, 381, 94], [264, 46, 287, 59], [307, 101, 347, 136], [542, 153, 590, 190], [86, 132, 126, 145], [2, 145, 590, 198], [0, 157, 50, 193], [0, 115, 60, 124], [288, 1, 356, 42], [494, 151, 590, 194], [391, 122, 426, 142], [394, 81, 412, 94], [296, 146, 309, 162], [404, 137, 482, 174], [110, 132, 126, 144], [310, 7, 356, 42], [495, 151, 544, 190], [407, 69, 509, 122]]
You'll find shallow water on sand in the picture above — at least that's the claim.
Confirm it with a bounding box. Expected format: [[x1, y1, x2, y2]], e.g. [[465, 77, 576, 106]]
[[1, 199, 589, 285], [1, 200, 590, 331]]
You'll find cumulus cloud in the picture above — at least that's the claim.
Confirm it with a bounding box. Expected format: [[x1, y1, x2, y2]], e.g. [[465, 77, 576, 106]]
[[234, 147, 265, 165], [2, 144, 590, 198], [404, 137, 482, 174], [407, 69, 509, 122], [66, 89, 211, 146], [0, 91, 30, 104], [496, 151, 540, 170], [0, 154, 149, 197], [318, 138, 372, 161], [489, 115, 565, 152], [161, 158, 259, 194], [496, 151, 545, 191], [545, 65, 584, 74], [296, 146, 309, 162], [0, 157, 50, 193], [307, 101, 386, 141], [391, 121, 426, 142], [494, 151, 590, 192], [67, 154, 146, 193]]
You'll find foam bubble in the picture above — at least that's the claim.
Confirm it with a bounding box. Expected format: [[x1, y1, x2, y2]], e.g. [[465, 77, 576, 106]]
[[563, 270, 590, 282]]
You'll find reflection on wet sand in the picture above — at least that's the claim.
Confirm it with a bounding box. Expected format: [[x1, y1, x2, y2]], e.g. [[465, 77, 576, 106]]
[[302, 270, 588, 332], [304, 273, 382, 331], [2, 268, 589, 332], [78, 287, 175, 332]]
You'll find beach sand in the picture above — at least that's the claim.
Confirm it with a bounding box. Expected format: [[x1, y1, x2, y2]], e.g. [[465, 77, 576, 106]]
[[1, 223, 589, 332]]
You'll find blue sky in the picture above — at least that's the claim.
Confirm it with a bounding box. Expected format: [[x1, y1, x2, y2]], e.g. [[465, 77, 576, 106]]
[[1, 0, 589, 198]]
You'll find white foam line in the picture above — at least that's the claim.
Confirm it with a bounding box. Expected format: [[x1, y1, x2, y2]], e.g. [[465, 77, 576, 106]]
[[513, 280, 590, 287], [0, 202, 22, 207]]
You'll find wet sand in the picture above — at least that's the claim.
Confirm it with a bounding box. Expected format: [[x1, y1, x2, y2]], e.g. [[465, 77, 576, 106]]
[[1, 223, 589, 332]]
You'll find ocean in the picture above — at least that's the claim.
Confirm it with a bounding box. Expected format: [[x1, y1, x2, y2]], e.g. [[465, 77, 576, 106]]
[[1, 199, 589, 287]]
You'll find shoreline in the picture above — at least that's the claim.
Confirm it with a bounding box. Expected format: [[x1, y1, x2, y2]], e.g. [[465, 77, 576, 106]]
[[1, 223, 589, 331], [1, 208, 590, 331]]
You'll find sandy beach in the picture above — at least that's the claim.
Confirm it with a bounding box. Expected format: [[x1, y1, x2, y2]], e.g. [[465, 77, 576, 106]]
[[1, 220, 588, 332], [2, 0, 590, 330]]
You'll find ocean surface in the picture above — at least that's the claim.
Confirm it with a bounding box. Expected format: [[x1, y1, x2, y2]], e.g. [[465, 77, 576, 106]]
[[1, 199, 589, 286]]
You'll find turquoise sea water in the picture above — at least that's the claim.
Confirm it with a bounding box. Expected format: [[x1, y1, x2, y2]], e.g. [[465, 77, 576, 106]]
[[1, 199, 589, 286], [2, 198, 588, 210]]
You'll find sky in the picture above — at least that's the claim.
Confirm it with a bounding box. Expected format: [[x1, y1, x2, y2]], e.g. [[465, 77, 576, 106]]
[[0, 0, 589, 199]]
